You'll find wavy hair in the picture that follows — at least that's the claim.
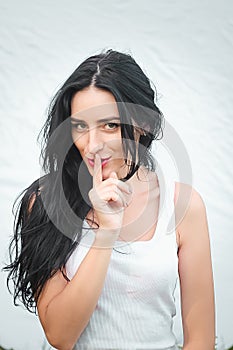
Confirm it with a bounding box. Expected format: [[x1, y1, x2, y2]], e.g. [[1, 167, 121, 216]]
[[3, 49, 164, 313]]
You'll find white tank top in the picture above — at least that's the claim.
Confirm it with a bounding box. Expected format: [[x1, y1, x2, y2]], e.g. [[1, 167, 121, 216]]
[[66, 171, 179, 350]]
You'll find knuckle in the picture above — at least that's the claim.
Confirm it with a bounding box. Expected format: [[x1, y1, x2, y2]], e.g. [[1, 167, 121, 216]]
[[88, 189, 93, 198], [112, 184, 118, 192], [112, 193, 119, 201], [89, 188, 98, 201], [109, 178, 117, 185]]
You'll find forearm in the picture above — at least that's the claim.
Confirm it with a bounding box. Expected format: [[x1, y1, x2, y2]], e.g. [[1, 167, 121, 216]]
[[42, 234, 115, 350], [182, 340, 215, 350]]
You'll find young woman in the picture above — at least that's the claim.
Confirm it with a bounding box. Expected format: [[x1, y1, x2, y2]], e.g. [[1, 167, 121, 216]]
[[4, 49, 215, 350]]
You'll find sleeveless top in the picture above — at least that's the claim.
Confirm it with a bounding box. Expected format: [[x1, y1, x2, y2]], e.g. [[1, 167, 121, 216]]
[[65, 171, 179, 350]]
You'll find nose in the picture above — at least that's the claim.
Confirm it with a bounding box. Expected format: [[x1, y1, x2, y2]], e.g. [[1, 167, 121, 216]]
[[86, 127, 104, 155]]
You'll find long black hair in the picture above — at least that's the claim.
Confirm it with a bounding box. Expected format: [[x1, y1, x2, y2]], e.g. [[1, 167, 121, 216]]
[[3, 49, 164, 313]]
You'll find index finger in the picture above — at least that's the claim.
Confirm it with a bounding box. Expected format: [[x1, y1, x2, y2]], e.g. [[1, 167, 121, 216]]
[[93, 153, 102, 187]]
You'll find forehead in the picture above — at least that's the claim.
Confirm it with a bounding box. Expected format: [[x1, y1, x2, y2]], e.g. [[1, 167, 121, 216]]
[[71, 87, 119, 120]]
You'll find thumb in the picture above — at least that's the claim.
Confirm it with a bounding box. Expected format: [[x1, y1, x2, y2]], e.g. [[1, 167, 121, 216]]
[[109, 172, 118, 179]]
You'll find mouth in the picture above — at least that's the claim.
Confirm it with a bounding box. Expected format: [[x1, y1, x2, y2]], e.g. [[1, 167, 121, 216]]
[[87, 157, 111, 168]]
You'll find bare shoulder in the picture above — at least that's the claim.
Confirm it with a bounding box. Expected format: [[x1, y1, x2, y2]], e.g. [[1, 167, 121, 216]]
[[174, 181, 205, 211], [174, 182, 207, 248]]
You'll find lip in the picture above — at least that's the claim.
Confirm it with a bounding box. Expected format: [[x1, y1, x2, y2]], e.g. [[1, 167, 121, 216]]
[[87, 157, 111, 168]]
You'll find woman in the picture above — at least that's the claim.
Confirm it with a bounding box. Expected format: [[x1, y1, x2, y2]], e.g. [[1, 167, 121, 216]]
[[4, 49, 215, 349]]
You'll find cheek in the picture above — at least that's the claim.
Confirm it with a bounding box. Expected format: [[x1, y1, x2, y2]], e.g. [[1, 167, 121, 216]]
[[72, 134, 87, 154], [108, 137, 124, 153]]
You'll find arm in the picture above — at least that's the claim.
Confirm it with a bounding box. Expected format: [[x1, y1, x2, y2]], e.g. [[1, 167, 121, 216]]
[[37, 155, 131, 350], [175, 183, 215, 350], [37, 236, 114, 350]]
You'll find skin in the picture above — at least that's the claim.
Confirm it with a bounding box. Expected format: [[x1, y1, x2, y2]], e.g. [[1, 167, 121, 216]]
[[175, 183, 215, 349], [36, 86, 215, 349], [70, 87, 127, 181], [70, 86, 159, 237]]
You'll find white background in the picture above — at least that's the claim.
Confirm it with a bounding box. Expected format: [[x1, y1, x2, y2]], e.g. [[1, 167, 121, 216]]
[[0, 1, 232, 349]]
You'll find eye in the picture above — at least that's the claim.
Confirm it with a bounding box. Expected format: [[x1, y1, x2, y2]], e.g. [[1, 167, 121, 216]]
[[104, 122, 120, 131], [71, 122, 87, 132]]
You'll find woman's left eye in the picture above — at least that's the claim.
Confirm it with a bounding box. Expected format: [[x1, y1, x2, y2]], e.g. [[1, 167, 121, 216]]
[[104, 122, 120, 130]]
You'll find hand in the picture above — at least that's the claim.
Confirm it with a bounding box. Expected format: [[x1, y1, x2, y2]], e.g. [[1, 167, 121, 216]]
[[88, 154, 132, 234]]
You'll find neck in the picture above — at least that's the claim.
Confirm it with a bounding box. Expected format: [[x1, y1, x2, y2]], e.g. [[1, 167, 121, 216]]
[[126, 166, 156, 191]]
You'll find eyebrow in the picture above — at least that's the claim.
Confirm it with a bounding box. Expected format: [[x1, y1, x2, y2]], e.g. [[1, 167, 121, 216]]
[[70, 116, 121, 123]]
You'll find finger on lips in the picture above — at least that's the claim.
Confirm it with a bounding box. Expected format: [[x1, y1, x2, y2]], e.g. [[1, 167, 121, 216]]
[[93, 153, 102, 186], [92, 153, 131, 207]]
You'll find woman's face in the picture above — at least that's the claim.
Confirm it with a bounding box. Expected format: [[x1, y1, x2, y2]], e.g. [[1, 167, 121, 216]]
[[71, 86, 129, 180]]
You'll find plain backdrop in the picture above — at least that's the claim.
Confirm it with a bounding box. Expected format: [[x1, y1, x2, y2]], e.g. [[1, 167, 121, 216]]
[[0, 1, 233, 349]]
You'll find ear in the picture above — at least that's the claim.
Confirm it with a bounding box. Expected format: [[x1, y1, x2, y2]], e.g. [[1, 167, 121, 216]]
[[139, 129, 147, 136], [134, 126, 147, 139]]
